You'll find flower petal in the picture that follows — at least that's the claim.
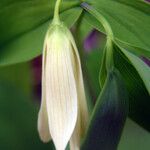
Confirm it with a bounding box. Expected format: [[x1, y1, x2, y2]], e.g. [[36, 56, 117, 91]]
[[69, 36, 89, 150], [38, 43, 51, 143], [45, 32, 78, 150]]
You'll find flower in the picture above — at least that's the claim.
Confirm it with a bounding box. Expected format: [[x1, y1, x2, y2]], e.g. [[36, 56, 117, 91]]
[[37, 22, 89, 150]]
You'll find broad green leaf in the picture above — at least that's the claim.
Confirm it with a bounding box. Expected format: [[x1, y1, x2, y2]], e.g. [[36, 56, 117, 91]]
[[119, 47, 150, 95], [0, 0, 80, 45], [83, 0, 150, 51], [116, 40, 150, 59], [81, 68, 128, 150], [118, 119, 150, 150], [0, 7, 82, 66], [114, 45, 150, 131], [61, 7, 83, 29], [0, 81, 55, 150]]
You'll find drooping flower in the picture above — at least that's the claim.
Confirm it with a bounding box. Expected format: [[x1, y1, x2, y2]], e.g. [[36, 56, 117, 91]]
[[37, 22, 89, 150]]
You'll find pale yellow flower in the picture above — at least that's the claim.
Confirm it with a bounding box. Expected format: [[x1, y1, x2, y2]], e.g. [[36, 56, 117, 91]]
[[37, 22, 88, 150]]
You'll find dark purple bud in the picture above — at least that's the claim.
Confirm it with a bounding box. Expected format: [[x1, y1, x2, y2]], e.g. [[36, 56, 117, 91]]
[[84, 30, 101, 52]]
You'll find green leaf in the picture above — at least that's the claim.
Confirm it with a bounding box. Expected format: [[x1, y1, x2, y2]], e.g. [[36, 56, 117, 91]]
[[60, 7, 83, 29], [81, 68, 128, 150], [118, 119, 150, 150], [116, 40, 150, 59], [83, 0, 150, 51], [0, 0, 80, 45], [119, 46, 150, 95], [0, 1, 82, 66], [113, 45, 150, 131]]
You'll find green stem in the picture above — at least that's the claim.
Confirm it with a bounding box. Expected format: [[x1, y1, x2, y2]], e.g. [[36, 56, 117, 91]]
[[81, 2, 113, 38], [81, 2, 114, 71], [53, 0, 62, 24], [106, 37, 114, 71]]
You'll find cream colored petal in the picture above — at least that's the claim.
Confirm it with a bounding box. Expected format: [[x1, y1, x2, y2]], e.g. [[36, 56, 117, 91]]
[[37, 99, 51, 143], [45, 33, 78, 150], [75, 55, 89, 136], [69, 32, 89, 132], [38, 42, 51, 142], [70, 114, 80, 150], [69, 34, 89, 150], [70, 75, 88, 150]]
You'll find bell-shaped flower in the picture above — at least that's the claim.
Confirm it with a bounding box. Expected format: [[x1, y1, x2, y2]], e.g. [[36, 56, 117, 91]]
[[37, 22, 89, 150]]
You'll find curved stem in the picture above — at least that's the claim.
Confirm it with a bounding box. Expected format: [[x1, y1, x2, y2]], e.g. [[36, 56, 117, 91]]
[[106, 37, 114, 71], [81, 2, 113, 38], [53, 0, 62, 24], [81, 2, 114, 71]]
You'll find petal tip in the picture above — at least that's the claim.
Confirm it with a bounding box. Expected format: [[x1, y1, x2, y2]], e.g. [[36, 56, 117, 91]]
[[37, 111, 51, 143]]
